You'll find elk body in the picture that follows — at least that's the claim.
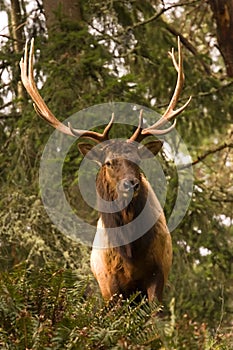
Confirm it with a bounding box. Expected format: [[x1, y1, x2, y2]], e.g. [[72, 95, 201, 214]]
[[79, 140, 172, 301], [20, 38, 191, 302]]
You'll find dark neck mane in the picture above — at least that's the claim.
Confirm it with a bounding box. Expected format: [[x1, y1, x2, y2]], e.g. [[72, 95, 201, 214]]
[[96, 171, 154, 258]]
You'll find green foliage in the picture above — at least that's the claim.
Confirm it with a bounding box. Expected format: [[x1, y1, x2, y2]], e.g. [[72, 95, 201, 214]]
[[0, 264, 231, 349], [0, 191, 91, 272], [0, 0, 233, 348]]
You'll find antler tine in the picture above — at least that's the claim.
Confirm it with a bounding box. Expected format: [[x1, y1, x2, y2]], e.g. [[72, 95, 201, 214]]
[[20, 39, 74, 136], [128, 109, 144, 142], [20, 39, 114, 142], [140, 37, 191, 137], [68, 113, 115, 142], [129, 109, 180, 144]]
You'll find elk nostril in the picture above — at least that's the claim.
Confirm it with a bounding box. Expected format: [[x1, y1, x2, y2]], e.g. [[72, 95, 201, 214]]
[[123, 179, 140, 192], [123, 180, 131, 191], [133, 181, 140, 191]]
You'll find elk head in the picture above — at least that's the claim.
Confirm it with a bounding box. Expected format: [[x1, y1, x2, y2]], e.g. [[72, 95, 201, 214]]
[[77, 139, 162, 205]]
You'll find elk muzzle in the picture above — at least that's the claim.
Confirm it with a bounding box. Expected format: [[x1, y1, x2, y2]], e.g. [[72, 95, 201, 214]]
[[117, 178, 140, 198]]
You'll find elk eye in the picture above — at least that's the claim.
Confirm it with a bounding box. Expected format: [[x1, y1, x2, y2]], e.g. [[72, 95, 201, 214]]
[[105, 160, 112, 167]]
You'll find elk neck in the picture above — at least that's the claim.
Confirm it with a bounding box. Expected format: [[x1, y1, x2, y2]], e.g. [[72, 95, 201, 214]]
[[95, 166, 156, 259], [96, 164, 148, 226]]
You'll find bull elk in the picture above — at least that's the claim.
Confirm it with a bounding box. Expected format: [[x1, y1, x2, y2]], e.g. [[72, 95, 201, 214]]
[[20, 37, 191, 302]]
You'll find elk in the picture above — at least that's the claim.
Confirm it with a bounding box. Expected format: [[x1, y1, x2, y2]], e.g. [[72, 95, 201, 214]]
[[20, 37, 191, 302]]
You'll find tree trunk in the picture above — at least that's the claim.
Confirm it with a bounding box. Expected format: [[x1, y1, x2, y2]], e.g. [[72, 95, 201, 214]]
[[10, 0, 25, 110], [42, 0, 81, 30], [209, 0, 233, 77]]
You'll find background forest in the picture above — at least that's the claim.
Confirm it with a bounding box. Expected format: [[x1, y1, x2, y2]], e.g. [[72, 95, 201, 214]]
[[0, 0, 233, 349]]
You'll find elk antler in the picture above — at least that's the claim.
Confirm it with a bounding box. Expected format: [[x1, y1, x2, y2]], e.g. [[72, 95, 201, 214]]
[[130, 37, 191, 142], [20, 38, 190, 144], [20, 38, 114, 142]]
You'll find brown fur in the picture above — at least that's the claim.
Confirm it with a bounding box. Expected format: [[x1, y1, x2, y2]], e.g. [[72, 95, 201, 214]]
[[84, 141, 173, 302]]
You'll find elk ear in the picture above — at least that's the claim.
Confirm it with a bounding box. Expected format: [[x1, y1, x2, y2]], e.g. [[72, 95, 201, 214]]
[[78, 142, 94, 156], [78, 142, 103, 165], [138, 140, 163, 159]]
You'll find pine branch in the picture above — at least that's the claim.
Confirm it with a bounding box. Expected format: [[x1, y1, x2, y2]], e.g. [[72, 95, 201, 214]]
[[0, 101, 14, 112], [0, 34, 20, 42], [129, 1, 199, 30], [210, 196, 233, 203], [179, 139, 233, 169], [123, 1, 212, 76]]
